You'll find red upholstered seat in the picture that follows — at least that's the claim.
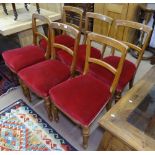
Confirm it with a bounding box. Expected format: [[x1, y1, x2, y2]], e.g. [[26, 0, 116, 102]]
[[57, 44, 101, 72], [49, 74, 111, 126], [18, 60, 70, 97], [2, 45, 45, 73], [39, 34, 75, 51], [89, 56, 136, 92]]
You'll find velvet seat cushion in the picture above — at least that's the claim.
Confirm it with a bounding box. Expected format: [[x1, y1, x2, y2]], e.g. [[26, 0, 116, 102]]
[[39, 34, 75, 51], [18, 60, 71, 97], [2, 45, 45, 73], [89, 56, 136, 92], [57, 45, 101, 72], [49, 74, 111, 126]]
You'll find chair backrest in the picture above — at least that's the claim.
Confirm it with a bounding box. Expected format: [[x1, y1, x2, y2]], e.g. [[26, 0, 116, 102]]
[[83, 12, 113, 56], [83, 12, 113, 44], [62, 6, 84, 32], [32, 13, 51, 59], [50, 22, 80, 75], [84, 32, 128, 94], [114, 20, 152, 68]]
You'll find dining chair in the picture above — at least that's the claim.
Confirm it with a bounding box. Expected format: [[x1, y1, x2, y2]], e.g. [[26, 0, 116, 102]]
[[18, 22, 80, 120], [2, 13, 51, 74], [39, 6, 83, 51], [57, 12, 113, 73], [89, 20, 152, 102], [49, 32, 128, 149]]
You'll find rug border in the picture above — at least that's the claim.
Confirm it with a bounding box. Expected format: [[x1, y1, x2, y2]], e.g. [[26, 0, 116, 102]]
[[0, 99, 77, 151]]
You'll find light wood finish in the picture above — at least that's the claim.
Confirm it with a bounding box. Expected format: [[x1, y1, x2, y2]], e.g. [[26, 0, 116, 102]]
[[93, 3, 141, 41], [83, 12, 113, 56], [19, 13, 52, 119], [84, 32, 128, 95], [113, 20, 152, 96], [0, 4, 61, 46], [32, 13, 51, 59], [53, 32, 128, 149], [98, 65, 155, 150], [62, 6, 83, 32], [50, 22, 80, 75], [98, 131, 135, 150]]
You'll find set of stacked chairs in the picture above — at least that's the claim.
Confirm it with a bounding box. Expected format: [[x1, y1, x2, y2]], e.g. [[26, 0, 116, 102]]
[[2, 6, 152, 149]]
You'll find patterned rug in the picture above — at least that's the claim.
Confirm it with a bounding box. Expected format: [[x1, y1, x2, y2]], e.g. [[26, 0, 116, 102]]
[[0, 63, 19, 96], [0, 99, 76, 151]]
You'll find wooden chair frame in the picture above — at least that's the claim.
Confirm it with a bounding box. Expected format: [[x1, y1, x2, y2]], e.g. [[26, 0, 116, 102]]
[[112, 20, 152, 101], [83, 12, 113, 56], [114, 20, 152, 68], [20, 13, 52, 102], [20, 21, 80, 121], [32, 13, 51, 59], [50, 22, 80, 75], [61, 6, 84, 34], [52, 32, 128, 149]]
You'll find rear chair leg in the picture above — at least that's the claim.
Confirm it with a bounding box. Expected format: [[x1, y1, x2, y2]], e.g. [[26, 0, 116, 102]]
[[129, 78, 134, 89], [82, 126, 89, 149], [19, 79, 31, 102], [115, 91, 122, 103], [44, 97, 53, 121], [51, 103, 59, 122]]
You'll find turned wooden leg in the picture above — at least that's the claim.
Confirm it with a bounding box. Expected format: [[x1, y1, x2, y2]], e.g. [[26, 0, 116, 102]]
[[44, 97, 53, 121], [52, 104, 59, 122], [19, 79, 31, 102], [82, 126, 90, 149], [12, 3, 18, 20], [19, 78, 26, 97], [2, 3, 8, 15], [36, 3, 40, 14], [129, 78, 134, 89], [115, 91, 122, 103], [106, 100, 112, 111], [24, 3, 29, 11]]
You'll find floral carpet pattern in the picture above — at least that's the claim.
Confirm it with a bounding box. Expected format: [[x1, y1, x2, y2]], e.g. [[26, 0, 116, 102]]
[[0, 99, 76, 151], [0, 63, 19, 96]]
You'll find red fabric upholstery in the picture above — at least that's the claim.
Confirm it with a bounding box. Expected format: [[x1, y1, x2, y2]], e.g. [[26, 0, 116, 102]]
[[57, 45, 101, 72], [2, 45, 45, 73], [49, 74, 111, 126], [18, 60, 70, 97], [39, 34, 75, 51], [39, 38, 47, 51], [89, 56, 136, 92]]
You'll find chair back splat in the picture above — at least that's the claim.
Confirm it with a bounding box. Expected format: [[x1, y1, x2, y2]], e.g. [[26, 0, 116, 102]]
[[50, 22, 80, 75], [56, 12, 113, 73], [114, 19, 152, 68], [62, 6, 83, 32], [39, 6, 83, 51], [49, 32, 128, 149]]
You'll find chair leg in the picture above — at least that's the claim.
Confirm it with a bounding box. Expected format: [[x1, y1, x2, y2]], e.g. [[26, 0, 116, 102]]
[[82, 126, 90, 149], [19, 79, 31, 102], [52, 103, 59, 122], [129, 78, 134, 89], [106, 100, 112, 111], [44, 97, 53, 121], [115, 91, 122, 103], [19, 78, 26, 96]]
